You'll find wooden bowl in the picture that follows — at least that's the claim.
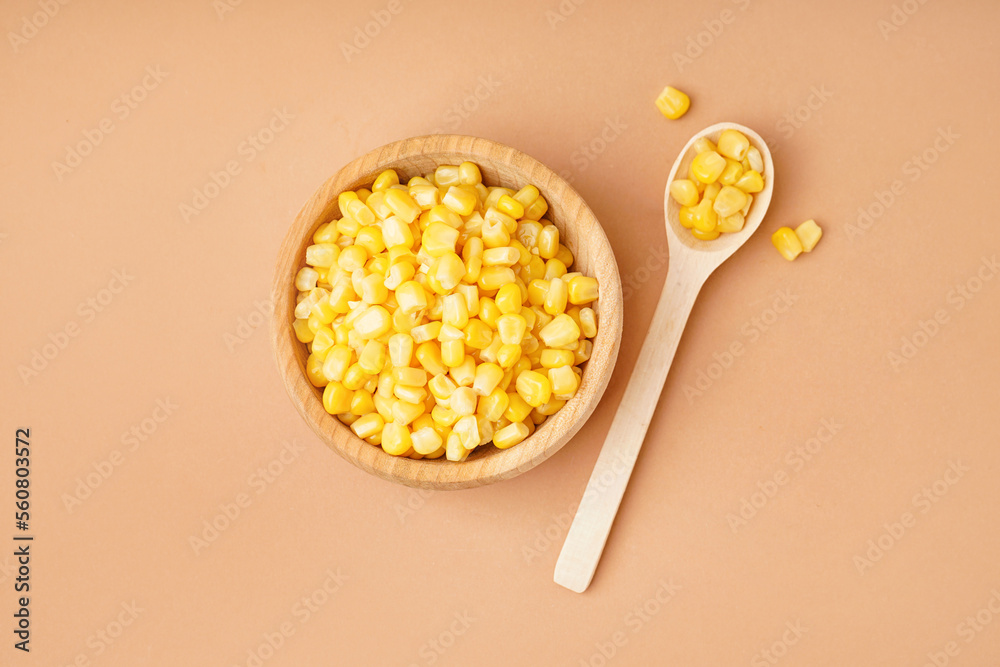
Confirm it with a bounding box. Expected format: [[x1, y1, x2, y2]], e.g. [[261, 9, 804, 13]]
[[271, 135, 623, 489]]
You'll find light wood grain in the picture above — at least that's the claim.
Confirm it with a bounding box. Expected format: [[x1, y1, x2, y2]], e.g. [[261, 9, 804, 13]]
[[271, 135, 623, 490], [554, 122, 774, 592]]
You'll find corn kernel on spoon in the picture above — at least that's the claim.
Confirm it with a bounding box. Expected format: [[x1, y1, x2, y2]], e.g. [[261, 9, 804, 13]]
[[554, 122, 774, 593]]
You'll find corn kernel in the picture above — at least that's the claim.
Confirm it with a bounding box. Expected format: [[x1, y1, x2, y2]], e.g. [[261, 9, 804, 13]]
[[713, 185, 749, 218], [473, 362, 504, 396], [293, 318, 315, 343], [771, 227, 803, 261], [431, 252, 467, 292], [410, 426, 443, 455], [734, 170, 764, 193], [523, 194, 548, 221], [669, 179, 700, 207], [691, 227, 721, 241], [515, 370, 551, 407], [717, 213, 745, 234], [794, 219, 823, 252], [548, 365, 580, 399], [478, 388, 510, 422], [323, 381, 352, 414], [453, 415, 480, 450], [690, 150, 727, 184], [463, 319, 493, 350], [691, 197, 718, 233], [350, 413, 383, 439], [383, 188, 421, 224], [395, 280, 428, 314], [416, 341, 447, 375], [496, 314, 527, 345], [544, 277, 568, 315], [478, 266, 516, 291], [497, 194, 524, 219], [719, 159, 744, 186], [372, 169, 399, 192], [441, 338, 465, 367], [655, 86, 690, 120], [579, 307, 597, 338], [567, 276, 599, 305], [442, 186, 477, 216], [483, 246, 520, 267], [717, 129, 750, 161], [496, 343, 521, 369], [539, 313, 581, 348], [379, 422, 410, 456], [358, 340, 386, 374], [678, 206, 697, 229], [421, 222, 459, 257], [538, 225, 560, 260]]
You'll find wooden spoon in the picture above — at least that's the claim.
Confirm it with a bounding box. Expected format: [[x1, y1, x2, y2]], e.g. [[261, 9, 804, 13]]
[[554, 122, 774, 593]]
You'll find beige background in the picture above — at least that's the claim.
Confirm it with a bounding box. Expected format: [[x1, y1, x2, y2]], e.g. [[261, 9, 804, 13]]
[[3, 0, 1000, 665]]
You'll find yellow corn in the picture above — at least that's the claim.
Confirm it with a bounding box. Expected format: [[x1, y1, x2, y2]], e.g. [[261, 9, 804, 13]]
[[713, 185, 748, 218], [669, 179, 700, 207], [717, 129, 750, 161], [719, 159, 744, 186], [323, 381, 352, 414], [567, 276, 599, 305], [691, 197, 718, 233], [654, 86, 690, 120], [794, 219, 823, 252], [416, 341, 447, 375], [292, 161, 602, 456], [442, 186, 477, 216], [383, 188, 421, 224], [690, 150, 727, 184], [350, 413, 383, 439], [515, 370, 552, 407], [538, 225, 560, 259], [692, 227, 721, 241], [771, 227, 803, 261], [449, 356, 476, 388], [734, 170, 764, 193], [478, 266, 516, 291], [493, 421, 530, 449], [539, 313, 581, 348]]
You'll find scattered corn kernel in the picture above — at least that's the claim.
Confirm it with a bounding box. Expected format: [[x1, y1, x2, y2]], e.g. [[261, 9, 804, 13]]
[[771, 227, 803, 261], [655, 86, 690, 120], [794, 219, 823, 252]]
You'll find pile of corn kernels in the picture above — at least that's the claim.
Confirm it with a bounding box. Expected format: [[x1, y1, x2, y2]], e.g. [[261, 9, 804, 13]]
[[669, 129, 765, 240], [292, 162, 600, 462]]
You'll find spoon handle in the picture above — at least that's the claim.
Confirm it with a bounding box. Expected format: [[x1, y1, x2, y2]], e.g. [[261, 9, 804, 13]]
[[554, 263, 705, 593]]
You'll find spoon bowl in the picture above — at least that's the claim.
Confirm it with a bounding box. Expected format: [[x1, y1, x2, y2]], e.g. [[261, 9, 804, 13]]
[[554, 122, 773, 592], [664, 122, 775, 261]]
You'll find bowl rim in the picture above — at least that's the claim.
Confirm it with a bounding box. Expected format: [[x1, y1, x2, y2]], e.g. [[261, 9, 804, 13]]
[[271, 134, 623, 489]]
